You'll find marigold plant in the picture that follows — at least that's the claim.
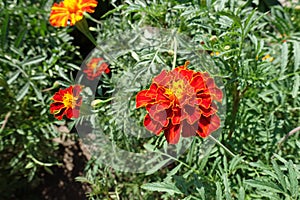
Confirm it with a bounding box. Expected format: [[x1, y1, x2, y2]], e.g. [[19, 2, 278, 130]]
[[50, 85, 83, 120], [49, 0, 98, 27], [83, 57, 110, 80], [136, 61, 223, 144]]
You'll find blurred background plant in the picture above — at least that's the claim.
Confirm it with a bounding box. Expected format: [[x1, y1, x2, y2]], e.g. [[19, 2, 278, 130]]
[[0, 0, 81, 198], [1, 0, 299, 199]]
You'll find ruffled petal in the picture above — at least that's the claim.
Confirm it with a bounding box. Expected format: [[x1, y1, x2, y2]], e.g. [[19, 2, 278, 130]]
[[164, 124, 181, 144], [136, 90, 154, 108], [197, 114, 220, 138], [144, 114, 164, 135], [181, 120, 197, 137]]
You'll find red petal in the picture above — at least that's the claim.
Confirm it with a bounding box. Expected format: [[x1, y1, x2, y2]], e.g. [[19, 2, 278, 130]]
[[164, 124, 181, 144], [197, 114, 220, 138], [153, 70, 168, 85], [136, 90, 154, 108], [181, 120, 197, 137], [54, 107, 66, 120], [190, 73, 205, 91], [197, 94, 212, 109], [66, 108, 73, 119], [178, 68, 193, 80], [209, 88, 223, 102], [170, 106, 181, 125], [144, 114, 164, 135], [182, 104, 201, 124], [50, 102, 64, 113], [146, 104, 169, 127]]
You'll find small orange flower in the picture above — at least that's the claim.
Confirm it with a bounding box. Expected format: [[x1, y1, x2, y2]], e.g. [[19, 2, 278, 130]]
[[49, 0, 98, 27], [136, 61, 222, 144], [83, 58, 110, 80], [50, 85, 82, 120]]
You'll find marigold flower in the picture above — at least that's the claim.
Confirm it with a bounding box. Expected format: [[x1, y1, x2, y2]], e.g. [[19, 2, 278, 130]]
[[50, 85, 82, 120], [210, 51, 220, 56], [49, 0, 98, 27], [83, 58, 110, 80], [136, 61, 223, 144], [262, 54, 274, 62]]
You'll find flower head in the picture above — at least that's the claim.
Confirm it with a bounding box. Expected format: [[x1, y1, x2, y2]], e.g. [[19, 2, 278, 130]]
[[49, 0, 98, 27], [136, 61, 222, 144], [262, 54, 274, 62], [50, 85, 82, 120], [83, 57, 110, 80]]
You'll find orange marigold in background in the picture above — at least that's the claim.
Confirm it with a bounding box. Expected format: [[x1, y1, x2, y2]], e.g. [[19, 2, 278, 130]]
[[136, 61, 223, 144], [50, 85, 82, 120], [49, 0, 98, 27], [83, 58, 110, 80]]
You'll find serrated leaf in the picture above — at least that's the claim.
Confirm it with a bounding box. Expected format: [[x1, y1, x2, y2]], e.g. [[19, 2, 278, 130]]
[[272, 160, 287, 192], [141, 182, 182, 195], [288, 161, 298, 197], [16, 82, 30, 101], [292, 75, 299, 98], [22, 56, 46, 67], [7, 71, 21, 85], [145, 158, 171, 175], [216, 182, 222, 200], [293, 41, 300, 72], [238, 187, 245, 200], [58, 67, 71, 82], [164, 163, 182, 182], [280, 42, 288, 76], [245, 180, 285, 193]]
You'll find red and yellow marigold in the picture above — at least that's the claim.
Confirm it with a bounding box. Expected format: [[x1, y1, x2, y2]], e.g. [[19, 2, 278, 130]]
[[136, 61, 222, 144], [83, 57, 110, 80], [49, 0, 98, 27], [50, 85, 82, 120]]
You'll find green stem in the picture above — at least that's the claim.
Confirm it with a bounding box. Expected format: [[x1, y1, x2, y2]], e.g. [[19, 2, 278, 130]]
[[209, 135, 236, 158]]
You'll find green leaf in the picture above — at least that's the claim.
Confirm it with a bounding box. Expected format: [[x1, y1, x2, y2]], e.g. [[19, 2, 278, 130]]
[[145, 158, 172, 175], [287, 161, 298, 198], [7, 71, 21, 85], [238, 187, 245, 200], [216, 182, 222, 200], [292, 75, 299, 98], [272, 160, 287, 192], [1, 12, 9, 50], [141, 182, 182, 195], [164, 163, 182, 182], [245, 180, 285, 194], [16, 82, 30, 101], [293, 41, 300, 72], [22, 56, 46, 67], [280, 42, 288, 76], [14, 28, 27, 48]]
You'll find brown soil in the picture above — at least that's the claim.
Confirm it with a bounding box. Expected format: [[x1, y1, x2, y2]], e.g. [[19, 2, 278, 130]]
[[36, 137, 91, 200]]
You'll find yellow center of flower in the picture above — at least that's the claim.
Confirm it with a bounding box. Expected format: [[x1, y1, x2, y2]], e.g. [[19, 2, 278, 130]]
[[167, 79, 186, 100], [90, 62, 97, 69], [64, 0, 79, 13], [63, 93, 77, 108]]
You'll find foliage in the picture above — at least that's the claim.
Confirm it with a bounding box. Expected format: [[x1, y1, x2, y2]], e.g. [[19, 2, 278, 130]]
[[0, 0, 80, 197], [75, 0, 300, 199], [1, 0, 300, 199]]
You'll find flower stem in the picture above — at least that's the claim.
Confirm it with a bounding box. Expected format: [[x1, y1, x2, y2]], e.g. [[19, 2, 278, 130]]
[[208, 135, 236, 158]]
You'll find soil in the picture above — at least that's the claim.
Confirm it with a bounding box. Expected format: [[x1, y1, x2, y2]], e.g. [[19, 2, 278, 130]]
[[36, 137, 91, 200], [12, 133, 92, 200]]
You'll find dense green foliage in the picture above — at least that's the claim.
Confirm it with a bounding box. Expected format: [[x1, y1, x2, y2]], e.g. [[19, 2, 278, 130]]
[[1, 0, 299, 199], [0, 0, 80, 197]]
